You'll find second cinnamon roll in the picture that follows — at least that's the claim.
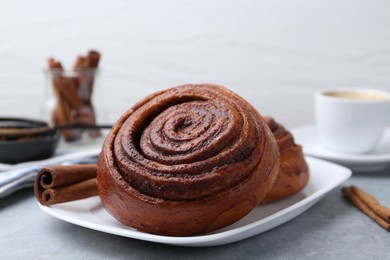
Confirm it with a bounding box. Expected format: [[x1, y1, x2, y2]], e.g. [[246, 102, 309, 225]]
[[263, 117, 309, 203]]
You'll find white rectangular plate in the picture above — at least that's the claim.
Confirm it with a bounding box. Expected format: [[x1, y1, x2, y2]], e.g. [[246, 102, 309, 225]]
[[38, 157, 351, 247]]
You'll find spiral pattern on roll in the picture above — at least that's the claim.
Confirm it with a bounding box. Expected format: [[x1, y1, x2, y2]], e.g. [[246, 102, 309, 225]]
[[107, 84, 268, 201]]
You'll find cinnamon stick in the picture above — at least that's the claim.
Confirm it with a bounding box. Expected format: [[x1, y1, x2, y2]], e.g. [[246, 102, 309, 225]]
[[48, 58, 63, 70], [54, 86, 80, 141], [55, 76, 85, 113], [34, 164, 98, 206], [38, 164, 97, 188], [48, 58, 77, 141], [72, 50, 101, 138], [47, 50, 102, 141], [73, 49, 101, 102], [342, 186, 390, 231], [85, 50, 101, 68], [350, 185, 390, 222], [41, 178, 98, 205]]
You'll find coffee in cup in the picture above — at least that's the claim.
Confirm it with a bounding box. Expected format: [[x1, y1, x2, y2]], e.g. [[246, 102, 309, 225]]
[[315, 88, 390, 154], [323, 91, 388, 101]]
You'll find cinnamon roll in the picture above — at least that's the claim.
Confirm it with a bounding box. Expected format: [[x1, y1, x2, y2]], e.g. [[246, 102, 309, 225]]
[[97, 84, 280, 236], [263, 117, 309, 203]]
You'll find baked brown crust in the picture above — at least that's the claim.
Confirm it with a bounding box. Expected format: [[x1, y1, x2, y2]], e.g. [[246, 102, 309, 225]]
[[97, 84, 280, 236], [263, 117, 309, 203]]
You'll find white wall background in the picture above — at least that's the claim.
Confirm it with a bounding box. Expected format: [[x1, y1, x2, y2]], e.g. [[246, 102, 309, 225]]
[[1, 0, 390, 128]]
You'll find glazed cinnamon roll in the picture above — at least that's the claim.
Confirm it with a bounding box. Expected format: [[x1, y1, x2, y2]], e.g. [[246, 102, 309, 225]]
[[263, 117, 309, 203], [97, 84, 280, 236]]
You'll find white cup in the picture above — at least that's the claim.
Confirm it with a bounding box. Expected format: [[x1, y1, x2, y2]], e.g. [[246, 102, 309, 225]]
[[315, 88, 390, 154]]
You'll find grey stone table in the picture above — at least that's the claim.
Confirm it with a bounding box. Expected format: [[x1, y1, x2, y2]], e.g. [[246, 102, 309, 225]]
[[1, 168, 389, 260]]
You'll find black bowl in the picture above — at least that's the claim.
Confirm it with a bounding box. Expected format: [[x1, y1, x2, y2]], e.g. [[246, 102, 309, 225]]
[[0, 117, 60, 164]]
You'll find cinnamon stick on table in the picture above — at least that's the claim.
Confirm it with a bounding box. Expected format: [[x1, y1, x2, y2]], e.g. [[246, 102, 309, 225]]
[[34, 164, 98, 206], [342, 186, 390, 231], [350, 185, 390, 222]]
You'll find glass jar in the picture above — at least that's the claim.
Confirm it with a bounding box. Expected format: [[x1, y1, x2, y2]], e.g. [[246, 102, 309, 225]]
[[43, 68, 107, 144]]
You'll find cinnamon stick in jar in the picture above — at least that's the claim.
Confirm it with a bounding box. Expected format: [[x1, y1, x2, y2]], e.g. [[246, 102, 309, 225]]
[[47, 50, 102, 141], [48, 58, 79, 141], [34, 164, 98, 206], [73, 50, 101, 102], [72, 50, 101, 138]]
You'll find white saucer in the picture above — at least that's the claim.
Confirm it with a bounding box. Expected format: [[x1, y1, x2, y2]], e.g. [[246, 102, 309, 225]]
[[291, 125, 390, 172]]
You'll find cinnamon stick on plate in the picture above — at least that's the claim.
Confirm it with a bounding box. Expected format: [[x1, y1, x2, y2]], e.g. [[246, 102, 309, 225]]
[[34, 164, 98, 206], [342, 186, 390, 231]]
